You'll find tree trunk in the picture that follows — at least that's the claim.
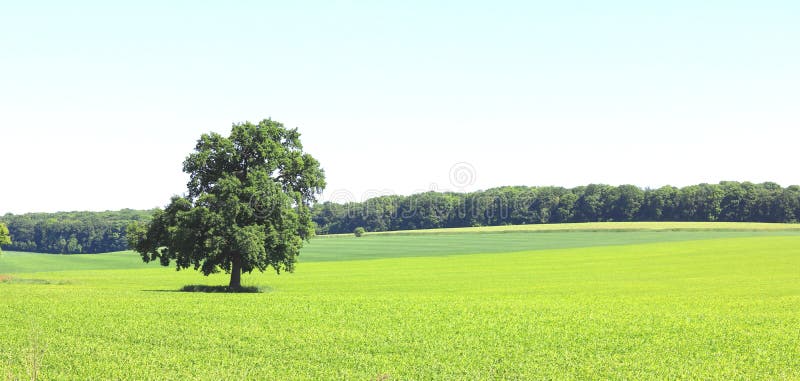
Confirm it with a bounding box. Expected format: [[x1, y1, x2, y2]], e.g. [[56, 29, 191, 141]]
[[229, 253, 242, 290]]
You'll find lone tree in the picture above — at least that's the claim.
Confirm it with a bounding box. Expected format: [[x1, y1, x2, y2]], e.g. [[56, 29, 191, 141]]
[[0, 222, 11, 254], [127, 119, 325, 289]]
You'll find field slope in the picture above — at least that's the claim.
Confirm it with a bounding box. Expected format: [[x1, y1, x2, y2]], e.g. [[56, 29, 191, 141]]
[[1, 223, 799, 379]]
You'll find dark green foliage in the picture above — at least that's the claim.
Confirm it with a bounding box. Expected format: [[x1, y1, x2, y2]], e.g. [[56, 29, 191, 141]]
[[0, 210, 151, 254], [0, 222, 11, 254], [3, 182, 799, 251], [313, 182, 800, 234], [354, 227, 365, 237], [127, 119, 326, 288]]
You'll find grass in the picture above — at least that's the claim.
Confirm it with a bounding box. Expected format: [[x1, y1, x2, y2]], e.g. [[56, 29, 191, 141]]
[[0, 251, 149, 274], [4, 223, 800, 273], [1, 222, 799, 379], [305, 229, 800, 262], [352, 221, 800, 235], [0, 276, 70, 285]]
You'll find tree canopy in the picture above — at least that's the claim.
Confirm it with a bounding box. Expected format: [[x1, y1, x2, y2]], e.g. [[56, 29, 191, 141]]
[[3, 181, 799, 254], [127, 119, 326, 289], [313, 182, 800, 234], [0, 210, 149, 254], [0, 222, 11, 254]]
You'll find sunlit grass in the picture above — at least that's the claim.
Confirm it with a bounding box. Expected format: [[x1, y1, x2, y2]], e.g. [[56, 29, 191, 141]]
[[1, 232, 799, 379]]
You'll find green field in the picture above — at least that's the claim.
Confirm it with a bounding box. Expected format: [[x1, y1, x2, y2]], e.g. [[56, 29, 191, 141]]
[[2, 223, 799, 379], [359, 221, 800, 235]]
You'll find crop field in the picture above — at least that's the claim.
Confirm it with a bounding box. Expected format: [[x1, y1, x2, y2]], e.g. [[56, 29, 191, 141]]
[[357, 221, 800, 235], [1, 223, 799, 380]]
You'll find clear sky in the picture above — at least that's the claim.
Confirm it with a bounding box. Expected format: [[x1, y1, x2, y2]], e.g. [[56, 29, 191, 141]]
[[1, 1, 798, 214]]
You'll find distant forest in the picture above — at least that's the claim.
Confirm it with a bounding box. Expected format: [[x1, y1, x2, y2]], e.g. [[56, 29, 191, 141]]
[[313, 181, 800, 234], [0, 209, 153, 254], [1, 181, 799, 253]]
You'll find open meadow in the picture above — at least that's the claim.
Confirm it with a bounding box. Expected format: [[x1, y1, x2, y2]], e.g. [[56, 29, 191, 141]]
[[1, 223, 799, 380]]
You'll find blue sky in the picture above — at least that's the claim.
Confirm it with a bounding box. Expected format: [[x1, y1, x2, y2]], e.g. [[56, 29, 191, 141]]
[[1, 1, 798, 214]]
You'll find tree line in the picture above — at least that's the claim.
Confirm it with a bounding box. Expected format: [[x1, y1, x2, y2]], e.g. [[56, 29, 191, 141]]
[[312, 181, 800, 234], [0, 209, 153, 254], [2, 181, 799, 254]]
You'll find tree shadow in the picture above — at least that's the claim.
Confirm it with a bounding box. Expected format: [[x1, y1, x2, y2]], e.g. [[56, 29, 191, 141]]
[[180, 285, 264, 293], [142, 285, 267, 293]]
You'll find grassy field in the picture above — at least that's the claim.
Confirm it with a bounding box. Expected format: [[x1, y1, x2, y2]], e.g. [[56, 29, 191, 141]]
[[348, 221, 800, 235], [4, 227, 800, 272], [1, 223, 799, 379]]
